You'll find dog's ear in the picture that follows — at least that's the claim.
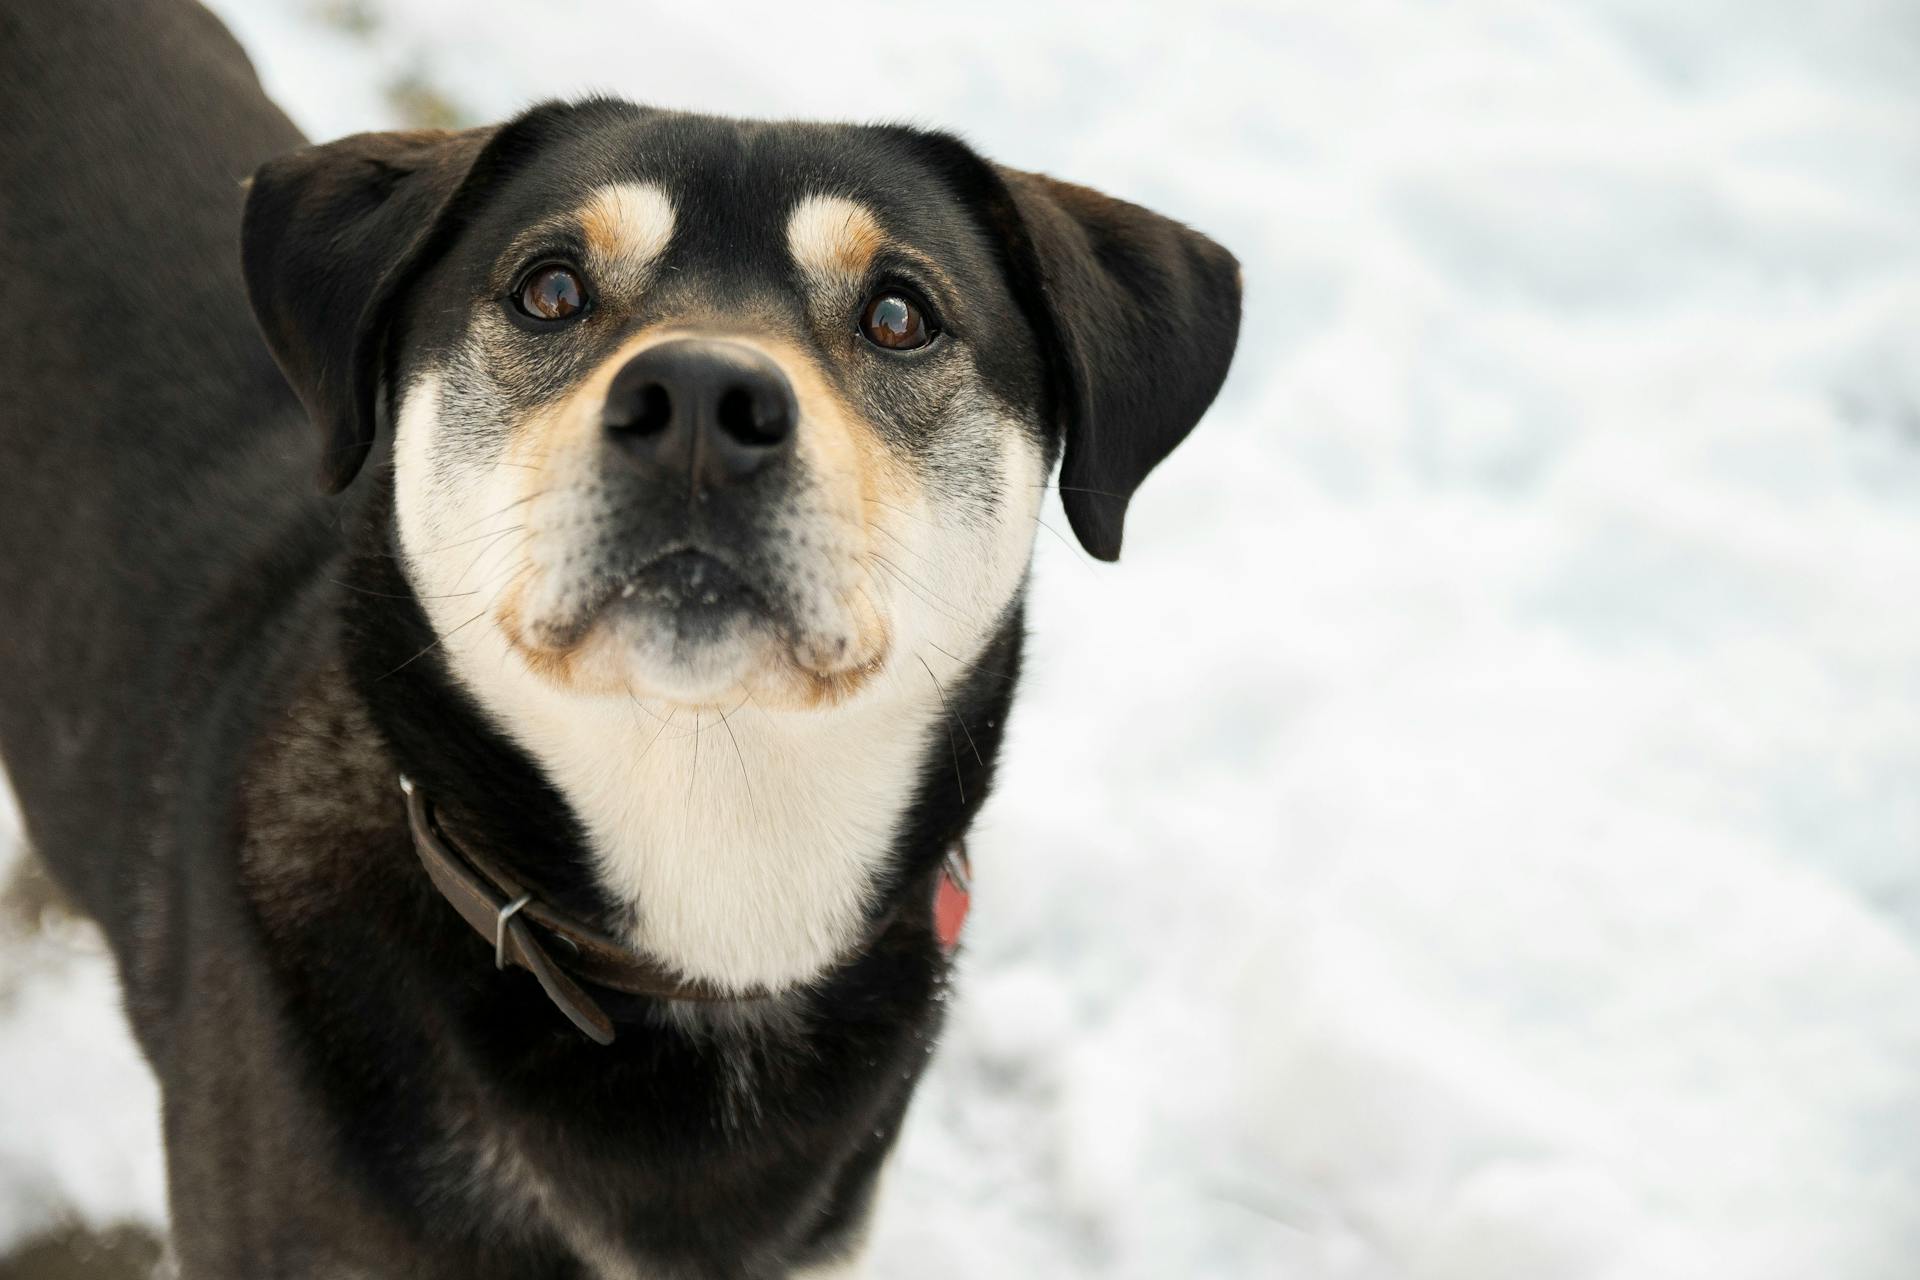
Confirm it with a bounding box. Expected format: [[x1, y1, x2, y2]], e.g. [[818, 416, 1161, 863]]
[[241, 127, 499, 492], [900, 134, 1241, 560], [995, 168, 1241, 560]]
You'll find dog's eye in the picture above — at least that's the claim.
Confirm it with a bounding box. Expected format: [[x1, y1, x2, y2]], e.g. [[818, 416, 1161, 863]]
[[858, 290, 933, 351], [515, 264, 588, 322]]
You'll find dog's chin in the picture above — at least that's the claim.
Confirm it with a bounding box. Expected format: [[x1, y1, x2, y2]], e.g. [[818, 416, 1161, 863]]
[[608, 598, 773, 707], [502, 551, 889, 710]]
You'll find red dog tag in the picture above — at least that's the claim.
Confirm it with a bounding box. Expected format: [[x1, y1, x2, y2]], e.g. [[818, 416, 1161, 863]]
[[933, 847, 971, 954]]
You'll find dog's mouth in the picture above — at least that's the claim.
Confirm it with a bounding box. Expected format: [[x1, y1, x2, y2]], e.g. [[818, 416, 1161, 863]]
[[604, 547, 771, 639], [499, 540, 887, 705], [528, 544, 781, 649]]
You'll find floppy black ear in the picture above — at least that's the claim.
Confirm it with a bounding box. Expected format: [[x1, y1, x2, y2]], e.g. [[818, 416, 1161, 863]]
[[241, 126, 497, 492], [995, 168, 1241, 560]]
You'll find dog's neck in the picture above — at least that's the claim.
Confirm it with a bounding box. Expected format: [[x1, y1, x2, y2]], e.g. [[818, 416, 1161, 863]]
[[340, 482, 1020, 998], [467, 661, 960, 992]]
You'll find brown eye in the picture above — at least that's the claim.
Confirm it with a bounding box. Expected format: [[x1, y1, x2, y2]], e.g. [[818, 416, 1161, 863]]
[[858, 290, 933, 351], [515, 264, 587, 322]]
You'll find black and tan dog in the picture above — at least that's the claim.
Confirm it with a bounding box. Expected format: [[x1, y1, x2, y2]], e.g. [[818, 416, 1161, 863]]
[[0, 1, 1239, 1274]]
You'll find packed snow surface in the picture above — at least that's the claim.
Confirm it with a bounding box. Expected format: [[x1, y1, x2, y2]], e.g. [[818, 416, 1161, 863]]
[[4, 1, 1919, 1274]]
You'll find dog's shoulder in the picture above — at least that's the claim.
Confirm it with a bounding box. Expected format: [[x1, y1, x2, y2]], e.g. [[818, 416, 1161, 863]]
[[238, 658, 403, 923]]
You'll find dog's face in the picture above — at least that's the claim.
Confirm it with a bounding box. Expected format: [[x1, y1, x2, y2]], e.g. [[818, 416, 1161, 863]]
[[382, 114, 1061, 711], [245, 102, 1239, 714], [241, 100, 1239, 987]]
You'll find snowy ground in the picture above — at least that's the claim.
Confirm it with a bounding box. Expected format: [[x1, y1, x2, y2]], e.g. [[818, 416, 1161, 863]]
[[5, 1, 1920, 1275]]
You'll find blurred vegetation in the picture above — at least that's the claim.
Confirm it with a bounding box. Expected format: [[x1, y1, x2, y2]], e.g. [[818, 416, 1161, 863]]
[[0, 847, 75, 934], [386, 68, 471, 130], [312, 0, 474, 130], [310, 0, 378, 38], [0, 1223, 165, 1280]]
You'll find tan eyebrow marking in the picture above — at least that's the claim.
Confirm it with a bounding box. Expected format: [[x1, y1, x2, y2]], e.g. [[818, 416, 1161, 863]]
[[577, 182, 676, 284], [786, 194, 887, 286]]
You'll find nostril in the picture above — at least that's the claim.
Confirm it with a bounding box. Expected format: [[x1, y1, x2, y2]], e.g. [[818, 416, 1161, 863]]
[[627, 382, 672, 436], [605, 381, 674, 435], [716, 384, 788, 447]]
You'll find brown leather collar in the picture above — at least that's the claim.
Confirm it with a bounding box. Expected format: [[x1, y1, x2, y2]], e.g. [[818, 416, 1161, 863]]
[[401, 776, 968, 1045]]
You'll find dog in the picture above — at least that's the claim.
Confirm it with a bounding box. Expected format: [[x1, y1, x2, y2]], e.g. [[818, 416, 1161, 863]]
[[0, 0, 1240, 1274]]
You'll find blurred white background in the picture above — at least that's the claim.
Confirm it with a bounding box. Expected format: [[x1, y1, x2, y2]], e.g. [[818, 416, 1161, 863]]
[[5, 1, 1920, 1275]]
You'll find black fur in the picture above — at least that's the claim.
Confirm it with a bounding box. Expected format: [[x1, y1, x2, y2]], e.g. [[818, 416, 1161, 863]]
[[0, 1, 1238, 1275]]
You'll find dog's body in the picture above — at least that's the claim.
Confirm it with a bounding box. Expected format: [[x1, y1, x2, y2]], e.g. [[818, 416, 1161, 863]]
[[0, 2, 1239, 1275]]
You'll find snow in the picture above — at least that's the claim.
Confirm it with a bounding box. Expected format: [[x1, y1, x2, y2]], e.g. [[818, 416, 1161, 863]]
[[5, 0, 1920, 1274]]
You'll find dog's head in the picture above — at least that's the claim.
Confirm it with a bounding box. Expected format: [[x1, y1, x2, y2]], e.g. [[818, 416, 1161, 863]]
[[242, 100, 1239, 716]]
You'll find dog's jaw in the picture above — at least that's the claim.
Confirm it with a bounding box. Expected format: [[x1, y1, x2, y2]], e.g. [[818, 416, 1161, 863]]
[[392, 373, 1045, 992]]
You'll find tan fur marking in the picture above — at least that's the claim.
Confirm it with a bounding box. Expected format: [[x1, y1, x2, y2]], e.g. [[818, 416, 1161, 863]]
[[786, 195, 888, 287], [576, 182, 676, 287]]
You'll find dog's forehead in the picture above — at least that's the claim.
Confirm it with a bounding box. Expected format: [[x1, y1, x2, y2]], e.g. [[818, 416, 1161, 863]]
[[475, 114, 986, 283]]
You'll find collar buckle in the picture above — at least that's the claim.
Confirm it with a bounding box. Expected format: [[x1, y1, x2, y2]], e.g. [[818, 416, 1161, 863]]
[[494, 893, 533, 970]]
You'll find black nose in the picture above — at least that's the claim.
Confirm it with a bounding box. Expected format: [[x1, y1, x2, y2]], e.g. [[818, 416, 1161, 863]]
[[602, 339, 797, 488]]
